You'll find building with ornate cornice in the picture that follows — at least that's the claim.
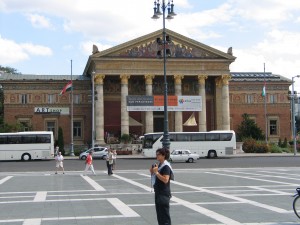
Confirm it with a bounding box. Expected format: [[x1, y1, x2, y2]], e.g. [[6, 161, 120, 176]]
[[0, 30, 292, 148]]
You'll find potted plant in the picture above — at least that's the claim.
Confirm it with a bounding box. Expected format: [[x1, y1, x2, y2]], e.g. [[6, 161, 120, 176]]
[[120, 134, 131, 144]]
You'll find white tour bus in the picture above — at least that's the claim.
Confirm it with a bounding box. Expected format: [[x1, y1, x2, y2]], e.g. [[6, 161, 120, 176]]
[[0, 131, 54, 161], [142, 130, 236, 158]]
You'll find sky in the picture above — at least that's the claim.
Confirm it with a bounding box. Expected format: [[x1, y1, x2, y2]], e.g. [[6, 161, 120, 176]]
[[1, 0, 300, 90]]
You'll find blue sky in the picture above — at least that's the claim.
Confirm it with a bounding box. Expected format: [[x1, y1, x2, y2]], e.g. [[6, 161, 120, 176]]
[[1, 0, 300, 89]]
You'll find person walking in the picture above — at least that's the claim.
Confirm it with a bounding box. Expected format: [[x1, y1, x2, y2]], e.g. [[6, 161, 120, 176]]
[[84, 151, 96, 175], [55, 151, 64, 174], [112, 150, 117, 170], [150, 147, 174, 225], [106, 149, 113, 175]]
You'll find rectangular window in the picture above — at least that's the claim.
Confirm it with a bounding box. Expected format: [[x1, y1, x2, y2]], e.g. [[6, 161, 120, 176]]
[[270, 94, 277, 103], [48, 94, 55, 104], [19, 121, 30, 131], [74, 94, 80, 104], [73, 121, 82, 138], [246, 94, 254, 104], [269, 120, 278, 135], [21, 94, 28, 104], [47, 121, 56, 137]]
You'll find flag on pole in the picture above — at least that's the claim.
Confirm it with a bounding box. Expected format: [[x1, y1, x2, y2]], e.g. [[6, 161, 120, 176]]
[[262, 84, 266, 97], [59, 81, 72, 95]]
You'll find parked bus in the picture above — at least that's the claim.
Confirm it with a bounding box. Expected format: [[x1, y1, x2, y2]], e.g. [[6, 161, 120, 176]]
[[142, 130, 236, 158], [0, 131, 54, 161]]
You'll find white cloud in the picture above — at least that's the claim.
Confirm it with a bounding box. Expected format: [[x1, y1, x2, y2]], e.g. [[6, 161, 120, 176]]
[[230, 0, 300, 25], [0, 36, 52, 64], [26, 14, 54, 29], [229, 29, 300, 83], [21, 43, 52, 56]]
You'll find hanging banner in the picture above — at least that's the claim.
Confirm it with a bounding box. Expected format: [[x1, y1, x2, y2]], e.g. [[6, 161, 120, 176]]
[[127, 95, 202, 111]]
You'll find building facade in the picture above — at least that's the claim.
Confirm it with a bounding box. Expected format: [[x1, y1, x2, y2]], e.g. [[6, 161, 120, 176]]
[[0, 29, 292, 148]]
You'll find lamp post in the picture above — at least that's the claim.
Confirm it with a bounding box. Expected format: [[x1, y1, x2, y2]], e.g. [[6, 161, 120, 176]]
[[292, 75, 300, 156], [151, 0, 176, 149], [91, 71, 95, 149]]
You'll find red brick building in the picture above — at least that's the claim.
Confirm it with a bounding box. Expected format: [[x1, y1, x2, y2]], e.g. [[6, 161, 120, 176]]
[[0, 30, 292, 149]]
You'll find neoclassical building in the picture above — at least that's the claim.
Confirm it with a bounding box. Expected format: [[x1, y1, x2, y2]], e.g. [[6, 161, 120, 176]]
[[83, 29, 236, 144], [0, 29, 292, 147]]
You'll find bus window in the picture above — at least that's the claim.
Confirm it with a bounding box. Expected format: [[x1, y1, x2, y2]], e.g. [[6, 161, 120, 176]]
[[36, 134, 51, 143], [220, 133, 232, 141], [0, 136, 7, 144], [176, 134, 189, 141], [7, 136, 22, 144], [22, 135, 37, 143], [169, 134, 176, 142], [143, 134, 161, 148], [190, 133, 205, 141], [205, 133, 220, 141]]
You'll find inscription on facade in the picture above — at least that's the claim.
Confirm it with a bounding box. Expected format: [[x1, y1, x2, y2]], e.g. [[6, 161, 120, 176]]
[[34, 107, 69, 115]]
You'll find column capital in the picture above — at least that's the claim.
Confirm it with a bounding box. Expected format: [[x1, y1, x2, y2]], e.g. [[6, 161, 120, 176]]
[[120, 74, 131, 85], [94, 74, 105, 85], [221, 74, 231, 85], [174, 74, 184, 85], [215, 77, 222, 88], [197, 75, 208, 85], [144, 74, 155, 85]]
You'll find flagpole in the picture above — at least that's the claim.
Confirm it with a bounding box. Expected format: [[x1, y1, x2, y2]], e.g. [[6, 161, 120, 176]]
[[264, 63, 268, 144], [70, 59, 75, 156]]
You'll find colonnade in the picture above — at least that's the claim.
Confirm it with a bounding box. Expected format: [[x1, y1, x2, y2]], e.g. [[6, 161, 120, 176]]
[[93, 73, 231, 144]]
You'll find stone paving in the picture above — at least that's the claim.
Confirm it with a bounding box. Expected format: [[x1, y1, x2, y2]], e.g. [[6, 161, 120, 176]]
[[0, 167, 300, 224]]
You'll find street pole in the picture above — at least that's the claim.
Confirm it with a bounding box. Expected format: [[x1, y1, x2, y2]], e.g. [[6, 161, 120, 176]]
[[151, 0, 176, 149], [292, 75, 300, 156]]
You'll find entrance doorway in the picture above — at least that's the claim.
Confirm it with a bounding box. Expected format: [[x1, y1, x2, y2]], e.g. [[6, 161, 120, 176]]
[[154, 112, 164, 132]]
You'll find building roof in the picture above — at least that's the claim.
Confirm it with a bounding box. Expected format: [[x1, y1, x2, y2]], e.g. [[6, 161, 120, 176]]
[[230, 72, 291, 83], [0, 72, 90, 81], [0, 71, 291, 83]]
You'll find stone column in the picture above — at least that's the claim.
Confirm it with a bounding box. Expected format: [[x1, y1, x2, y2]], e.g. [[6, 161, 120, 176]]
[[95, 74, 105, 144], [215, 77, 223, 130], [145, 74, 155, 134], [120, 74, 130, 136], [174, 75, 184, 132], [221, 74, 231, 130], [198, 75, 208, 131]]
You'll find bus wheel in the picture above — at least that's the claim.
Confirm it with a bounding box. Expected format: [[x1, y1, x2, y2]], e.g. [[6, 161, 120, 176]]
[[22, 153, 31, 161], [207, 150, 217, 158]]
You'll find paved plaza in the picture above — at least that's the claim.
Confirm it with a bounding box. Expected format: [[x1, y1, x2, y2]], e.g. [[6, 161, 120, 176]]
[[0, 167, 300, 225]]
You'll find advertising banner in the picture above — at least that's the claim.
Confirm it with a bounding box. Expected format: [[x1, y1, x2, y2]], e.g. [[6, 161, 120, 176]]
[[127, 95, 202, 111]]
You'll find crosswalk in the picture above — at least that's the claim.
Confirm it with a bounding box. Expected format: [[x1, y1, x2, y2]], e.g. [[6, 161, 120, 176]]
[[0, 168, 299, 225]]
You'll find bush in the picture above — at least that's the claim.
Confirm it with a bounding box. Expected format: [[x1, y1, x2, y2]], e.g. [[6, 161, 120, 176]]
[[270, 144, 282, 153], [242, 138, 269, 153]]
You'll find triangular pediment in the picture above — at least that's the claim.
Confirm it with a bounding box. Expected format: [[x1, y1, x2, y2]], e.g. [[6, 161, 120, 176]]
[[92, 29, 235, 60]]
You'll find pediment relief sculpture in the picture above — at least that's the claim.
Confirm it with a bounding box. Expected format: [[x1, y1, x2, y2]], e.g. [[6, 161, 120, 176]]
[[108, 39, 222, 59]]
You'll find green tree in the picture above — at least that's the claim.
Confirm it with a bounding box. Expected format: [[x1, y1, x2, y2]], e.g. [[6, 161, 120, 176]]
[[0, 122, 26, 132], [0, 65, 21, 74], [57, 127, 65, 155], [237, 113, 265, 141]]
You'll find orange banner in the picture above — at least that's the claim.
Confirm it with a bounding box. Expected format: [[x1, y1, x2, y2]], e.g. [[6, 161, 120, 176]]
[[153, 95, 178, 106]]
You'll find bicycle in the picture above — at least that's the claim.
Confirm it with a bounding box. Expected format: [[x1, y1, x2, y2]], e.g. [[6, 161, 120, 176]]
[[293, 188, 300, 218]]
